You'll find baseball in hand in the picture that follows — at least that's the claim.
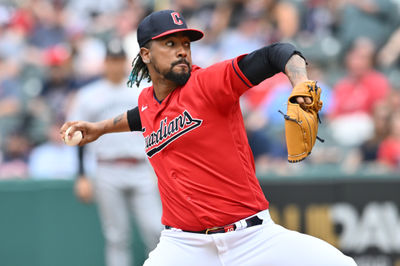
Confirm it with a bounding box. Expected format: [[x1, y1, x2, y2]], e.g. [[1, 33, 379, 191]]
[[64, 126, 83, 146]]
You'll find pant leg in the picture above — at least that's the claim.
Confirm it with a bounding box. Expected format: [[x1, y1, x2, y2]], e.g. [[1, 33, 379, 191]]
[[117, 162, 162, 254], [128, 176, 163, 253], [219, 217, 357, 266], [143, 230, 223, 266], [95, 166, 132, 266]]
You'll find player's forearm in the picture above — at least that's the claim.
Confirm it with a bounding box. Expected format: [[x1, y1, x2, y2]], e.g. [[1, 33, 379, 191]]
[[284, 54, 309, 87], [92, 107, 142, 136], [61, 115, 130, 146], [99, 112, 131, 134]]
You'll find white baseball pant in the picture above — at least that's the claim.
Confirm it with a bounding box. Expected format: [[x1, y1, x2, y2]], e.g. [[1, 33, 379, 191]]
[[144, 210, 356, 266]]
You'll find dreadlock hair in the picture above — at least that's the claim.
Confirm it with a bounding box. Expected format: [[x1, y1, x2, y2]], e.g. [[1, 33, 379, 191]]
[[127, 42, 151, 88]]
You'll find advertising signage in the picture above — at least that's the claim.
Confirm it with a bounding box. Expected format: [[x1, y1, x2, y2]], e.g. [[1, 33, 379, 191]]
[[260, 177, 400, 266]]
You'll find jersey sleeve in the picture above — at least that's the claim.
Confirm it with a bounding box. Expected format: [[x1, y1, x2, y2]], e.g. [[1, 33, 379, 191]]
[[238, 43, 302, 85], [127, 106, 142, 131], [195, 55, 253, 109]]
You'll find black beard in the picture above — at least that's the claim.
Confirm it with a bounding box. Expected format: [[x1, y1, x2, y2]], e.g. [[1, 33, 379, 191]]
[[164, 70, 191, 86]]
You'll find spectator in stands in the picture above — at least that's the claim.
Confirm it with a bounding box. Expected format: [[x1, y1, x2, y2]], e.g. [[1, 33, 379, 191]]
[[28, 120, 82, 180], [217, 9, 265, 61], [387, 89, 400, 113], [207, 0, 247, 41], [337, 0, 398, 53], [28, 0, 67, 49], [294, 0, 342, 65], [0, 58, 23, 142], [359, 101, 391, 162], [67, 32, 105, 87], [243, 105, 289, 174], [377, 111, 400, 170], [273, 0, 300, 41], [0, 132, 30, 179], [341, 99, 392, 174], [329, 37, 391, 147], [40, 45, 77, 122], [0, 11, 25, 140], [377, 26, 400, 70], [378, 27, 400, 93]]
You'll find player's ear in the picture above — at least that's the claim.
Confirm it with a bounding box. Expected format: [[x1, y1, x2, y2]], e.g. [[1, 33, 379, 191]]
[[140, 47, 151, 64]]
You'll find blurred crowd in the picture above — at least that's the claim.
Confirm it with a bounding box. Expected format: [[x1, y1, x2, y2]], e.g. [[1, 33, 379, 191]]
[[1, 0, 400, 180]]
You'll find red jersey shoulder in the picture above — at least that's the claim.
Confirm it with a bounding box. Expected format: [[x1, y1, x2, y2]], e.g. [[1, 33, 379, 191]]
[[191, 56, 252, 89], [138, 85, 155, 111], [192, 65, 202, 72]]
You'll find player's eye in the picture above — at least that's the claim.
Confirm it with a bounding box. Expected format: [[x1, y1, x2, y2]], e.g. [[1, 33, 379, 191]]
[[183, 41, 190, 47], [166, 40, 174, 47]]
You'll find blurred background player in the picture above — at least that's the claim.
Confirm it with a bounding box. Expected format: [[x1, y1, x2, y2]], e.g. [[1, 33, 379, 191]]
[[67, 39, 162, 266]]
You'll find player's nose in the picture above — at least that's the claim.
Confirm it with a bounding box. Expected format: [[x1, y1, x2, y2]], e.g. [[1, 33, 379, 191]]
[[176, 45, 188, 58]]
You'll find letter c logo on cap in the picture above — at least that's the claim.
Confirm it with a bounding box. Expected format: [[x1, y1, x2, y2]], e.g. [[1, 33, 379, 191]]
[[171, 12, 183, 25]]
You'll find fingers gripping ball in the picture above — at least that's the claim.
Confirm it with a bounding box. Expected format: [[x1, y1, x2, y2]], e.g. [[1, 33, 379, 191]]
[[64, 127, 83, 146], [281, 80, 324, 163]]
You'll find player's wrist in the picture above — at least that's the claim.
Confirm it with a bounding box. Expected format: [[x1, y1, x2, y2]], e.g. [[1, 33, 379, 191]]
[[98, 120, 110, 135]]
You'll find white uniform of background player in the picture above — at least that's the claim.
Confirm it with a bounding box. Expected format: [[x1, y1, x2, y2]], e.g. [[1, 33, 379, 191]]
[[68, 40, 162, 266]]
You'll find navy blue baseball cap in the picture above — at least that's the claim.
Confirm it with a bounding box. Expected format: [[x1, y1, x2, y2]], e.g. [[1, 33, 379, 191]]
[[137, 10, 204, 47]]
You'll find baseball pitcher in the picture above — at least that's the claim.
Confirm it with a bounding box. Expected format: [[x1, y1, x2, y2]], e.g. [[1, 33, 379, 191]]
[[62, 10, 356, 266]]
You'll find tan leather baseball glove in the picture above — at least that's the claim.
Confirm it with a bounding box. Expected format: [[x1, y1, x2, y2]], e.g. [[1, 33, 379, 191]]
[[280, 80, 323, 163]]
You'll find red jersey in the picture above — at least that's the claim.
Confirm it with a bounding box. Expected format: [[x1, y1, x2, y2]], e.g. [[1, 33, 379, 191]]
[[138, 55, 269, 231], [378, 137, 400, 168], [330, 70, 389, 118]]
